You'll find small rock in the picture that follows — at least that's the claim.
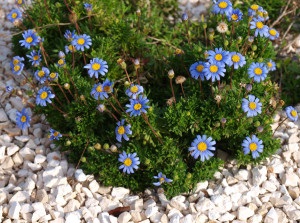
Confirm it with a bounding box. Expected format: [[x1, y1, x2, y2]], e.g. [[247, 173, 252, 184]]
[[89, 180, 100, 193], [237, 206, 255, 221], [234, 169, 249, 181], [194, 181, 208, 193], [144, 206, 158, 218], [218, 212, 235, 221], [9, 191, 30, 203], [248, 214, 262, 223], [286, 209, 300, 221], [1, 157, 14, 169], [252, 166, 267, 186], [288, 143, 299, 153], [36, 189, 48, 203], [74, 169, 87, 182], [34, 154, 47, 164], [64, 199, 80, 213], [208, 209, 221, 220], [19, 147, 35, 161], [6, 145, 19, 156], [65, 211, 81, 223], [288, 133, 300, 144], [170, 195, 187, 211], [281, 172, 299, 187], [8, 201, 21, 219], [264, 207, 278, 223], [262, 181, 277, 192], [117, 212, 131, 223], [130, 210, 143, 222]]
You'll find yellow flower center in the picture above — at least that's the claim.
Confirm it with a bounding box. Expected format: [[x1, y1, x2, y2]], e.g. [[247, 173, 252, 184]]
[[251, 4, 259, 10], [40, 91, 48, 99], [12, 13, 17, 19], [33, 55, 39, 61], [118, 126, 125, 135], [215, 54, 223, 61], [175, 48, 183, 55], [197, 142, 207, 152], [26, 37, 33, 43], [291, 110, 297, 117], [124, 158, 132, 166], [14, 65, 20, 71], [209, 65, 218, 73], [256, 21, 264, 29], [232, 55, 240, 62], [196, 65, 204, 72], [53, 131, 59, 137], [134, 103, 142, 111], [231, 14, 238, 21], [218, 2, 228, 9], [58, 59, 64, 65], [267, 62, 272, 68], [159, 177, 165, 183], [38, 71, 45, 77], [254, 67, 262, 75], [13, 59, 19, 65], [17, 0, 23, 4], [257, 11, 263, 17], [269, 29, 276, 36], [21, 115, 27, 123], [50, 73, 56, 79], [77, 38, 85, 45], [92, 63, 101, 71], [249, 102, 257, 110], [96, 85, 102, 92], [104, 86, 111, 92], [249, 142, 257, 151], [68, 45, 75, 52], [130, 86, 138, 93]]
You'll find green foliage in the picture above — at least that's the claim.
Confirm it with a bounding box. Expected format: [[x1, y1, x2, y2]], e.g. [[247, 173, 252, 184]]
[[11, 0, 283, 197]]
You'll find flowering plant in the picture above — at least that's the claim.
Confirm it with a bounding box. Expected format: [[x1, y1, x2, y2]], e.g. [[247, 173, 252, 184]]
[[9, 0, 291, 197]]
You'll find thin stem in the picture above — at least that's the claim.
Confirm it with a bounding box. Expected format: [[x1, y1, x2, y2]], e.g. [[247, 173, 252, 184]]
[[198, 79, 203, 96], [108, 99, 122, 116], [142, 114, 163, 144], [124, 68, 132, 83], [170, 79, 176, 103], [272, 117, 288, 136], [135, 69, 140, 85], [105, 109, 119, 122], [53, 83, 70, 104], [204, 27, 208, 47], [111, 93, 126, 113], [180, 83, 186, 98], [51, 102, 66, 115], [75, 139, 89, 170], [64, 68, 79, 98], [230, 66, 233, 89]]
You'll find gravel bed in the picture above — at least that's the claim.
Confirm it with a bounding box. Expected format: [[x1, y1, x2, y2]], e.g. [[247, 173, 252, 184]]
[[1, 0, 300, 222]]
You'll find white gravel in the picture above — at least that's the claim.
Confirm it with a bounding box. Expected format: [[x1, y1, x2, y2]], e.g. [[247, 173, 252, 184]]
[[1, 0, 300, 222]]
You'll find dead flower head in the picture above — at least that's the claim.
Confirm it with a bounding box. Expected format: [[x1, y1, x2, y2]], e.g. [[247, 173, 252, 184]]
[[166, 97, 176, 106], [216, 22, 228, 33], [175, 76, 186, 84]]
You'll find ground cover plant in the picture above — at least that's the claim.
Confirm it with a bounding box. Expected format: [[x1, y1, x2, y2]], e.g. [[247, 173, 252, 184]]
[[8, 0, 299, 197]]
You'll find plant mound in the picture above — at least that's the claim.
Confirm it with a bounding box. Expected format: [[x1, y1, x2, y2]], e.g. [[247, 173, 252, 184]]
[[9, 0, 288, 197]]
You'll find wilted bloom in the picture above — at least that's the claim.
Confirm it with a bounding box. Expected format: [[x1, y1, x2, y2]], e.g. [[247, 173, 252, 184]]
[[175, 48, 184, 55], [36, 86, 55, 106], [245, 83, 252, 92], [153, 172, 173, 186], [72, 34, 92, 51], [65, 44, 76, 54], [268, 28, 279, 41], [126, 95, 149, 116], [118, 151, 140, 174], [216, 22, 228, 33], [7, 9, 22, 23], [168, 69, 175, 79], [212, 0, 233, 16], [126, 84, 144, 99], [285, 106, 298, 122], [227, 52, 246, 69], [97, 104, 106, 112], [19, 29, 40, 49], [266, 59, 276, 71], [83, 3, 92, 11], [34, 67, 50, 84], [27, 50, 42, 67], [189, 61, 206, 80], [175, 76, 186, 84], [58, 51, 65, 59], [115, 119, 132, 142], [16, 108, 31, 130], [249, 18, 269, 38], [166, 97, 176, 106], [64, 30, 76, 41], [203, 62, 226, 82], [188, 135, 216, 161], [215, 95, 222, 104], [84, 58, 108, 78], [49, 129, 62, 140], [242, 95, 262, 117], [248, 62, 268, 83], [182, 13, 188, 21], [227, 8, 243, 22], [242, 135, 263, 159]]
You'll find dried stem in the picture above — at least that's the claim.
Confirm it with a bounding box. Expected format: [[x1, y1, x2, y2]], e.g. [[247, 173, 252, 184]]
[[142, 114, 163, 144], [170, 79, 176, 103]]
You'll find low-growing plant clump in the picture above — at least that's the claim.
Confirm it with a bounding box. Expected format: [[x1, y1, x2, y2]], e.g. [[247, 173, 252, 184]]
[[7, 0, 299, 197]]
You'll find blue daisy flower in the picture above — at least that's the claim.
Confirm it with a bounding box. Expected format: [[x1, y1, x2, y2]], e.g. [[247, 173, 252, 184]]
[[256, 8, 269, 22], [10, 56, 25, 75], [65, 45, 76, 54], [248, 4, 261, 17], [126, 95, 149, 117], [188, 135, 216, 162], [7, 9, 22, 23], [189, 61, 206, 80], [242, 94, 262, 117], [57, 58, 66, 67], [90, 79, 113, 100], [36, 86, 55, 106], [249, 18, 269, 38], [242, 135, 263, 159], [153, 172, 173, 186], [6, 85, 13, 92], [266, 59, 276, 71], [49, 129, 62, 140], [115, 119, 132, 142], [227, 52, 246, 69], [125, 84, 144, 99], [84, 3, 92, 11], [72, 34, 92, 51], [118, 151, 140, 174], [16, 0, 25, 5], [248, 62, 268, 83], [227, 8, 243, 22], [34, 67, 50, 84], [212, 0, 233, 16], [48, 72, 59, 81], [19, 29, 40, 49], [203, 62, 226, 82], [84, 58, 108, 78], [285, 106, 298, 122], [207, 48, 229, 64], [64, 30, 76, 42], [27, 50, 42, 67], [268, 28, 279, 41], [16, 108, 31, 130], [58, 51, 65, 59], [12, 56, 24, 65]]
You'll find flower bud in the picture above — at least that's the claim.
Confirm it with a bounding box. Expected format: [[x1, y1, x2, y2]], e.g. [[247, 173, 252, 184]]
[[214, 122, 220, 127], [136, 8, 141, 16], [69, 12, 78, 23], [258, 57, 264, 63], [117, 58, 127, 69], [221, 118, 227, 124], [257, 126, 264, 132], [252, 45, 257, 51], [80, 157, 86, 162], [94, 143, 101, 150], [254, 121, 261, 127], [110, 145, 118, 152], [247, 36, 254, 44], [237, 36, 243, 44], [208, 28, 214, 34], [186, 173, 192, 179], [103, 143, 109, 150], [168, 69, 175, 79], [64, 83, 70, 90], [245, 84, 252, 92], [80, 95, 85, 101], [58, 51, 65, 58], [208, 34, 214, 41], [279, 100, 285, 107], [145, 158, 151, 165], [202, 23, 207, 29], [182, 13, 188, 21], [88, 146, 95, 152], [224, 40, 229, 46], [65, 140, 71, 146], [97, 104, 106, 112], [134, 58, 140, 70]]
